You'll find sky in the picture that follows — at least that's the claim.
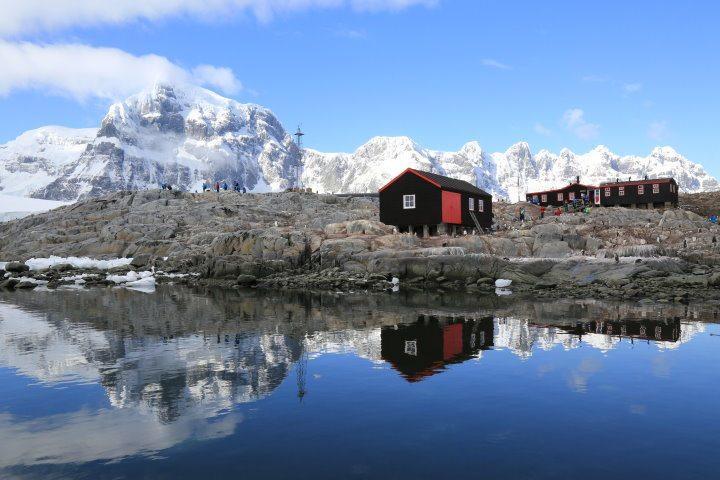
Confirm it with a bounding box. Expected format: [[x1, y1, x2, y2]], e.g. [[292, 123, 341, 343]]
[[1, 0, 719, 177]]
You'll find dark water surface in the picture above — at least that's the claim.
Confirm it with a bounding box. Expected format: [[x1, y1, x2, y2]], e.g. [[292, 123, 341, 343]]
[[0, 287, 719, 480]]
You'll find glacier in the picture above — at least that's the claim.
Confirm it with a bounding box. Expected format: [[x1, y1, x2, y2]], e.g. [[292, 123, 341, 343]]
[[0, 82, 717, 202]]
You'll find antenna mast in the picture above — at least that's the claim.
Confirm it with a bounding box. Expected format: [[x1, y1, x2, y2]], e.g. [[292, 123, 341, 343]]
[[294, 126, 305, 190]]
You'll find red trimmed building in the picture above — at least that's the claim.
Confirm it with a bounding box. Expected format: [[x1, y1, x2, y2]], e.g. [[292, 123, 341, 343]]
[[378, 168, 493, 236], [526, 177, 595, 207], [598, 178, 678, 208], [527, 176, 679, 209]]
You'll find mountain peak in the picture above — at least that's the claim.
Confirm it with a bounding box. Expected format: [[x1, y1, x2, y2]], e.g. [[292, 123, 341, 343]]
[[651, 146, 680, 158]]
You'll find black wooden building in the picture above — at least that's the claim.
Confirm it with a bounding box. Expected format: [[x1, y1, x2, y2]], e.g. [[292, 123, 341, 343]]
[[525, 177, 595, 207], [378, 168, 493, 236], [597, 177, 678, 208]]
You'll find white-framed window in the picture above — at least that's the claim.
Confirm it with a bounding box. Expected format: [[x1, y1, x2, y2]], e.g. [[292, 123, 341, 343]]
[[638, 184, 644, 194], [403, 194, 416, 209], [569, 192, 575, 201], [619, 186, 625, 196], [557, 192, 564, 201], [653, 183, 660, 194], [469, 197, 475, 211], [478, 199, 484, 212], [604, 187, 611, 197], [541, 194, 547, 203], [404, 340, 417, 356]]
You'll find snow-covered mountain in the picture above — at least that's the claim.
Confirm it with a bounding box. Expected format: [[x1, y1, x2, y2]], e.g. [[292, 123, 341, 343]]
[[303, 138, 719, 200], [0, 83, 301, 201], [0, 83, 717, 202]]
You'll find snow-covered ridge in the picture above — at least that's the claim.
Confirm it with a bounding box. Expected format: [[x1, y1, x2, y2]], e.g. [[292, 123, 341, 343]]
[[302, 139, 719, 199], [0, 83, 717, 202]]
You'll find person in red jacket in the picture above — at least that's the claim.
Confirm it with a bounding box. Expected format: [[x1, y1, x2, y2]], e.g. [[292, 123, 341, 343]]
[[554, 207, 562, 216]]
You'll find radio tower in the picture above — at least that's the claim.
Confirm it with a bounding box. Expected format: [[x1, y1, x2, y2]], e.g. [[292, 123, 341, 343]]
[[294, 126, 305, 190]]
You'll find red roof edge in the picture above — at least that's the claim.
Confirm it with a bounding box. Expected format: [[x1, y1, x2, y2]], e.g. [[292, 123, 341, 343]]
[[526, 183, 597, 196], [378, 168, 442, 192], [599, 178, 675, 187]]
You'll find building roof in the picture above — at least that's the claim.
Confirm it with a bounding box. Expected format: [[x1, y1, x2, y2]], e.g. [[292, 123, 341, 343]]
[[599, 177, 676, 187], [526, 182, 596, 196], [378, 168, 491, 197]]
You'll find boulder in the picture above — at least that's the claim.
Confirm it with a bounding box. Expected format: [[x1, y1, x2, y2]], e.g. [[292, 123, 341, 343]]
[[5, 261, 29, 273], [236, 274, 257, 286], [49, 263, 75, 272], [130, 253, 152, 268], [0, 278, 20, 289], [535, 241, 572, 258]]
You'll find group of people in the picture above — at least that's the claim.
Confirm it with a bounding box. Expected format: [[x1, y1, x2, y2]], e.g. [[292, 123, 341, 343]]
[[201, 181, 246, 194], [537, 200, 592, 219], [518, 198, 593, 223]]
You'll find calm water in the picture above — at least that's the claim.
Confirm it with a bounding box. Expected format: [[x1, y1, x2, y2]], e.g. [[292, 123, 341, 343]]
[[0, 287, 719, 480]]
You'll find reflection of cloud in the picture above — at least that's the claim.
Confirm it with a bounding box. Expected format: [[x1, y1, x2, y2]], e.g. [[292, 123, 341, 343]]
[[629, 404, 647, 415], [651, 355, 671, 378], [568, 357, 602, 393], [0, 410, 242, 468]]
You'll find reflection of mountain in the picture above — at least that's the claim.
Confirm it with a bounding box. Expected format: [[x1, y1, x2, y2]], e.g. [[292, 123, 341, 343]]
[[0, 287, 715, 468]]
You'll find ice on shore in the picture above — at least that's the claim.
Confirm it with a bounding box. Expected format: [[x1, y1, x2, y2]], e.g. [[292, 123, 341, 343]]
[[107, 270, 156, 292], [25, 256, 133, 271]]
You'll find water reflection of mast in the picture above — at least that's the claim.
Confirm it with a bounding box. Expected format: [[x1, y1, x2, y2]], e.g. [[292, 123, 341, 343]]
[[296, 340, 308, 401]]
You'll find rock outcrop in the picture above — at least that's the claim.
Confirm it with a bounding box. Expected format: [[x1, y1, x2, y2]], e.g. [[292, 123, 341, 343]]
[[2, 189, 720, 301]]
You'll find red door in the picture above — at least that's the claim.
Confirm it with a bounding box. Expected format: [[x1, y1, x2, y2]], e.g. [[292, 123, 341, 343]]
[[441, 190, 461, 224], [443, 324, 463, 360]]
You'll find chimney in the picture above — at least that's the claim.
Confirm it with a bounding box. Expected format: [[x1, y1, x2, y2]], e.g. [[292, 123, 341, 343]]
[[576, 175, 580, 184]]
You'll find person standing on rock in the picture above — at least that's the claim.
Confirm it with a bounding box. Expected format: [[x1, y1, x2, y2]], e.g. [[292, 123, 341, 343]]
[[222, 182, 228, 191], [540, 206, 546, 219], [519, 207, 526, 223], [214, 181, 220, 192]]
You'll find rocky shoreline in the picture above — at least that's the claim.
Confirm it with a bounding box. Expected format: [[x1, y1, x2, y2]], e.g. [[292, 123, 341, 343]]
[[1, 189, 720, 303]]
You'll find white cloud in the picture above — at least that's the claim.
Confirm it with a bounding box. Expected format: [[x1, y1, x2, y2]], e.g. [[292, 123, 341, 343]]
[[534, 122, 552, 136], [623, 82, 642, 94], [191, 64, 242, 94], [0, 0, 437, 37], [648, 120, 668, 141], [481, 58, 511, 70], [561, 108, 600, 140], [0, 40, 242, 100]]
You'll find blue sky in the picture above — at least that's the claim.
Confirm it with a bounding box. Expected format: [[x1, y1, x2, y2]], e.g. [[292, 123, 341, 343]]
[[1, 0, 719, 176]]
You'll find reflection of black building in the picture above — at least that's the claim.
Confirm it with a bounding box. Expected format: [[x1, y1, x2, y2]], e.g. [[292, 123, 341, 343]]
[[552, 318, 681, 343], [381, 315, 494, 382]]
